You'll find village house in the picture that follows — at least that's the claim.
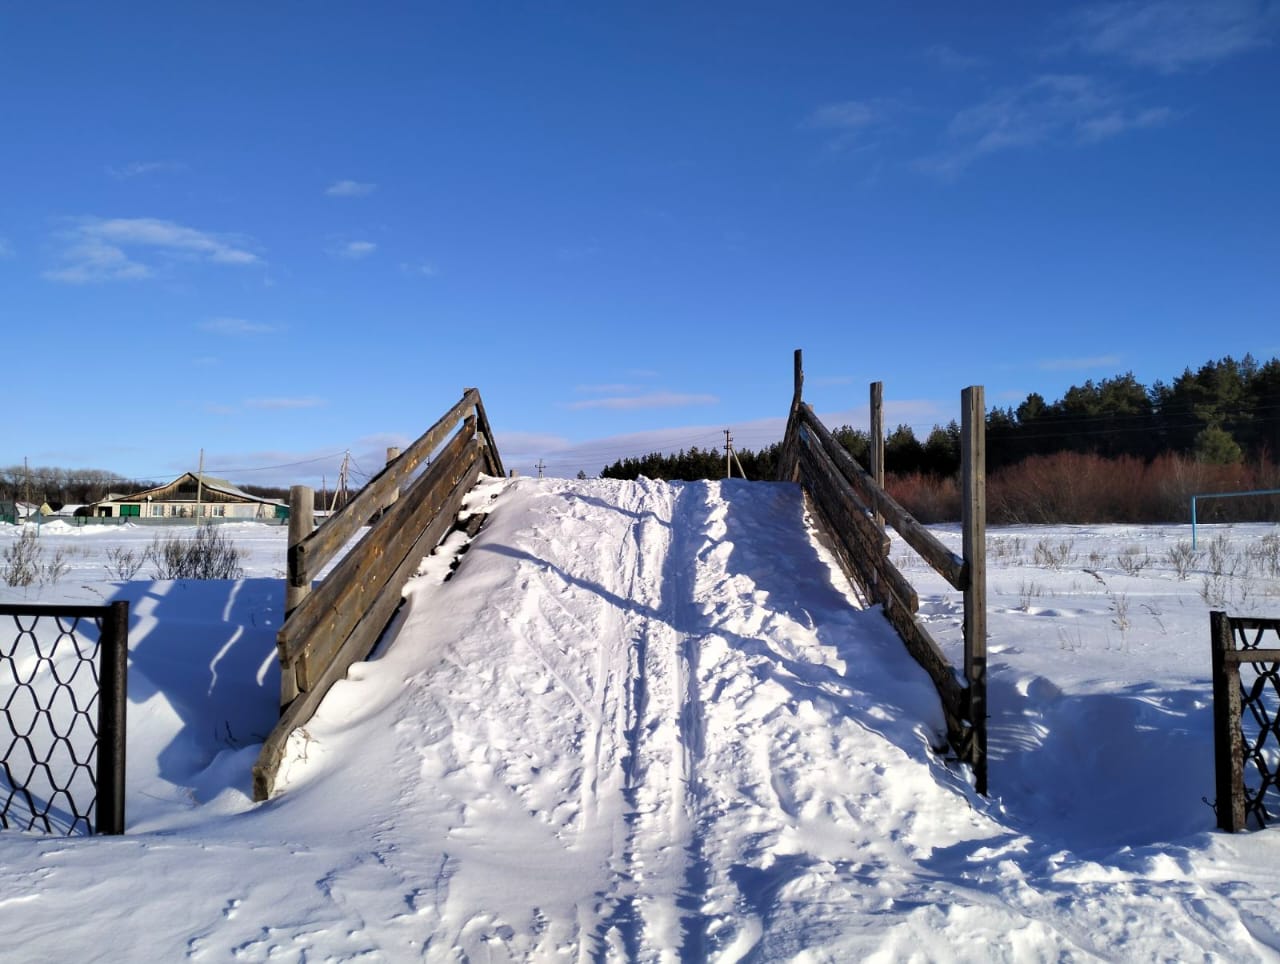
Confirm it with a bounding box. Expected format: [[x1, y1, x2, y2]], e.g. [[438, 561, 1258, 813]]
[[90, 472, 287, 522]]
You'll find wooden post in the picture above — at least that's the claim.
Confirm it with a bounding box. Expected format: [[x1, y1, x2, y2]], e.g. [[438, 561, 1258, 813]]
[[385, 447, 401, 510], [961, 385, 988, 795], [285, 486, 314, 616], [793, 349, 804, 406], [95, 600, 129, 835], [1210, 611, 1247, 832], [870, 381, 884, 534]]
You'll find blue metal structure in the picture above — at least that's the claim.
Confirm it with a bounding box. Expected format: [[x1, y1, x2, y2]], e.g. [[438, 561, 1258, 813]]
[[1191, 488, 1280, 549]]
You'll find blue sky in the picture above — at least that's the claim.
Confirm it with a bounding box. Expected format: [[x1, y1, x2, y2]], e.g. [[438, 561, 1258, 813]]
[[3, 2, 1278, 486]]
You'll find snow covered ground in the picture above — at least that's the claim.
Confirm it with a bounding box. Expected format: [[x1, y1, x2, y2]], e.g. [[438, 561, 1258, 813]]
[[1, 476, 1278, 961]]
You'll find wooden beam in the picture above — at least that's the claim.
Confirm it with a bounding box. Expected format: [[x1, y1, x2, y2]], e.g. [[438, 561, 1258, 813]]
[[294, 390, 479, 580], [471, 388, 505, 478], [799, 404, 965, 588], [279, 421, 477, 668], [254, 456, 483, 801], [296, 438, 481, 690], [1211, 610, 1248, 832], [870, 381, 884, 534], [961, 384, 988, 795]]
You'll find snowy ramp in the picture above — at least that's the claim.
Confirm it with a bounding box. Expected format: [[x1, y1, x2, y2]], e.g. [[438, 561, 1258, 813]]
[[272, 475, 986, 959]]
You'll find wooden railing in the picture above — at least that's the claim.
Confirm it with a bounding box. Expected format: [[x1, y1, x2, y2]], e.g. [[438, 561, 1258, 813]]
[[252, 389, 504, 800], [778, 350, 988, 793]]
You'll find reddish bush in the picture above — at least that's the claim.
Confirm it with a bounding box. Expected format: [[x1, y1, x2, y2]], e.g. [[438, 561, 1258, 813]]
[[886, 472, 959, 523]]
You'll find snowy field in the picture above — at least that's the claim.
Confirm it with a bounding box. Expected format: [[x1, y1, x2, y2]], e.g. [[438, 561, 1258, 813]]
[[1, 476, 1278, 962]]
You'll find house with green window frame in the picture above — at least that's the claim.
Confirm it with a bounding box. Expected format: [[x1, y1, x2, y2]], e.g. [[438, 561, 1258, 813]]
[[91, 472, 288, 522]]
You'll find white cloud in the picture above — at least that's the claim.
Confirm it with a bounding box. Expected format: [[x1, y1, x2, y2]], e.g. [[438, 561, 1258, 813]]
[[576, 383, 645, 395], [244, 397, 325, 410], [199, 317, 278, 336], [804, 100, 876, 131], [334, 240, 377, 260], [1070, 0, 1278, 72], [42, 238, 151, 284], [1039, 354, 1124, 371], [400, 260, 438, 277], [0, 237, 13, 258], [1077, 105, 1174, 142], [43, 217, 259, 283], [923, 43, 984, 70], [918, 74, 1170, 177], [566, 392, 719, 411], [325, 180, 377, 197], [108, 160, 184, 179]]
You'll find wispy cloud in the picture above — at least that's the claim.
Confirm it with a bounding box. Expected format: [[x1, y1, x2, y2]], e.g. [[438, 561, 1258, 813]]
[[918, 74, 1171, 177], [804, 100, 877, 131], [0, 237, 13, 259], [576, 383, 642, 395], [198, 317, 278, 336], [325, 179, 377, 197], [1077, 105, 1175, 142], [1068, 0, 1278, 72], [1039, 354, 1123, 371], [923, 43, 984, 70], [333, 240, 377, 260], [400, 260, 438, 277], [567, 392, 719, 411], [108, 160, 184, 179], [43, 217, 259, 284], [244, 397, 325, 410]]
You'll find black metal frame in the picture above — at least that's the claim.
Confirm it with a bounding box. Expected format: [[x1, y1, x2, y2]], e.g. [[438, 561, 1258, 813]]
[[0, 601, 128, 835], [1211, 611, 1280, 832]]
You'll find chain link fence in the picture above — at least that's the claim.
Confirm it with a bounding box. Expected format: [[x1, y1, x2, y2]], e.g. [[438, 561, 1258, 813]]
[[0, 602, 128, 835]]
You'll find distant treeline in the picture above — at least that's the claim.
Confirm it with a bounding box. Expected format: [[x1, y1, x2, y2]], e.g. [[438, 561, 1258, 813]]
[[600, 355, 1280, 524]]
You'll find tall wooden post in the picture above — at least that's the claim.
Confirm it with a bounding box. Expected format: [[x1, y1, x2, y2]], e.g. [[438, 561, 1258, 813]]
[[961, 385, 988, 795], [95, 600, 129, 835], [1210, 611, 1246, 832], [385, 447, 401, 510], [870, 381, 885, 534], [285, 485, 314, 616]]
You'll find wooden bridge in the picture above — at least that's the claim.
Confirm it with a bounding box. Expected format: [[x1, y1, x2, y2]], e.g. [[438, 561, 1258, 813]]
[[252, 351, 987, 799]]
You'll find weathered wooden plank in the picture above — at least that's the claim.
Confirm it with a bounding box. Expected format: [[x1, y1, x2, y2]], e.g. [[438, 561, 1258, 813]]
[[1211, 610, 1248, 832], [292, 389, 479, 582], [291, 433, 480, 683], [805, 485, 967, 742], [1222, 648, 1280, 664], [285, 485, 315, 614], [800, 404, 965, 588], [279, 422, 476, 668], [870, 380, 885, 534], [796, 434, 918, 611], [797, 427, 892, 556], [254, 457, 483, 802], [470, 388, 505, 478], [961, 384, 988, 794]]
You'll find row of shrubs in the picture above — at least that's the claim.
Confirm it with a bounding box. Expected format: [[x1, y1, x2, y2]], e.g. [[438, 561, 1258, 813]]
[[2, 524, 244, 588], [887, 451, 1280, 524]]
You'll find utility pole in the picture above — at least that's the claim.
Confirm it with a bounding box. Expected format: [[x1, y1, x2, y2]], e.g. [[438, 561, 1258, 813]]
[[536, 459, 546, 479], [196, 448, 205, 522], [330, 452, 350, 511], [724, 429, 733, 479]]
